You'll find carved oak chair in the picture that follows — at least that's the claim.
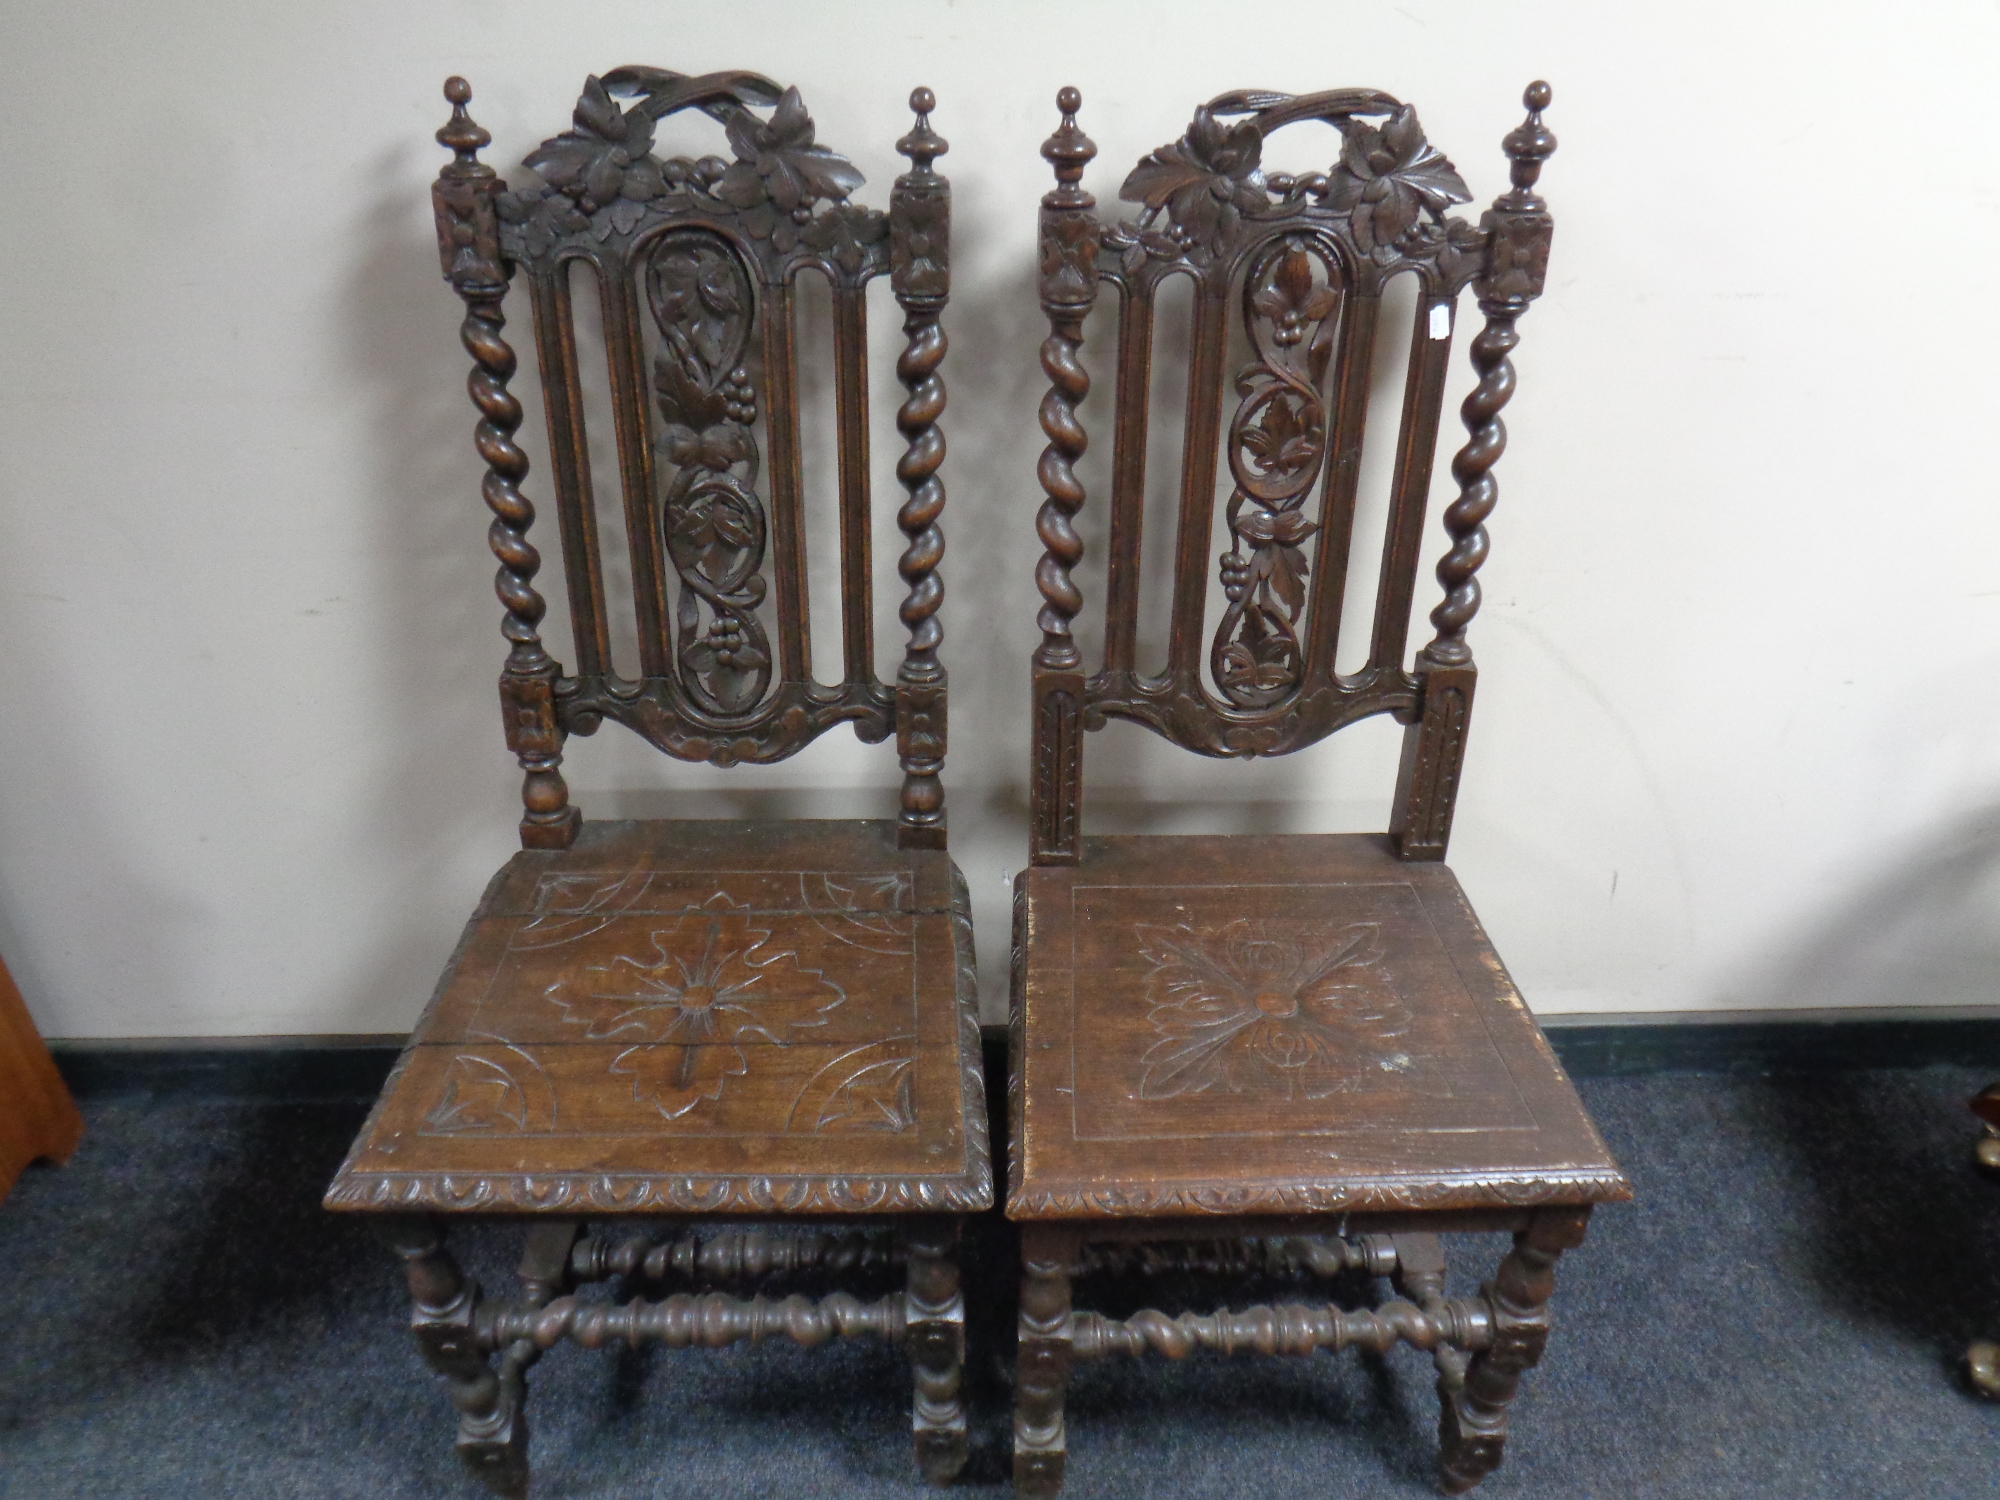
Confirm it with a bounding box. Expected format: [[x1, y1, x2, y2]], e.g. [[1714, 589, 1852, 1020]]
[[1008, 82, 1630, 1495], [324, 70, 985, 1494]]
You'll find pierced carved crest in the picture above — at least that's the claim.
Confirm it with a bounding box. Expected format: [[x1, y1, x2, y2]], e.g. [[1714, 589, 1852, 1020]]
[[1103, 93, 1478, 280], [494, 71, 886, 272]]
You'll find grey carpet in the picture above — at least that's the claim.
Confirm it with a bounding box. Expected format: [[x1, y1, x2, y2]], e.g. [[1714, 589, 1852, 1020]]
[[4, 1067, 2000, 1497]]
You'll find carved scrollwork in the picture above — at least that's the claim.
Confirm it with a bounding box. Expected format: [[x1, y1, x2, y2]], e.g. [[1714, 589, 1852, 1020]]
[[1210, 238, 1339, 709], [493, 70, 886, 280], [644, 232, 776, 716]]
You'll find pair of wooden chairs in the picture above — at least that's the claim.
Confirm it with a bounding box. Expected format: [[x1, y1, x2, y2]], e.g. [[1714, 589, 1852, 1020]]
[[325, 66, 1629, 1497]]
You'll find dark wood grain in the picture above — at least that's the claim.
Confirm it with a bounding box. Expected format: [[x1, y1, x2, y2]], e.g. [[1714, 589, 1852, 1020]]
[[330, 821, 986, 1216], [0, 951, 82, 1205], [333, 73, 971, 1495], [1010, 82, 1621, 1497]]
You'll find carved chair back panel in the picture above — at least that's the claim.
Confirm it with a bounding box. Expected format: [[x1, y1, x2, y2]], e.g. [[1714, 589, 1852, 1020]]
[[1027, 83, 1556, 865], [493, 70, 902, 764], [1088, 92, 1489, 755], [433, 71, 950, 849]]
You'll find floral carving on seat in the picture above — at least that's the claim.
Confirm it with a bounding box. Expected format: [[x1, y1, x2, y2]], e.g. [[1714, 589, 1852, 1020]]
[[549, 892, 844, 1120], [1135, 918, 1412, 1100]]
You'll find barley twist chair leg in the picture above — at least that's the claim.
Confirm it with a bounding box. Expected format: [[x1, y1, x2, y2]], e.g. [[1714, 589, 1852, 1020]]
[[375, 1216, 531, 1498], [1014, 1225, 1078, 1496], [904, 1218, 969, 1483], [1438, 1207, 1591, 1495]]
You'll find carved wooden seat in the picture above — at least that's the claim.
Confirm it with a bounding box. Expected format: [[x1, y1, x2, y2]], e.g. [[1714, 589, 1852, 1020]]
[[325, 69, 983, 1496], [1009, 83, 1629, 1496]]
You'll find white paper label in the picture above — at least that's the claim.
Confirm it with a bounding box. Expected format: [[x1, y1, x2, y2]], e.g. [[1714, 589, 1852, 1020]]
[[1428, 302, 1452, 341]]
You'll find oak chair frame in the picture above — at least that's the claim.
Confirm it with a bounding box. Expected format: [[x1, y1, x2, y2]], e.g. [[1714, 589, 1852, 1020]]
[[1010, 82, 1627, 1495], [326, 71, 982, 1495]]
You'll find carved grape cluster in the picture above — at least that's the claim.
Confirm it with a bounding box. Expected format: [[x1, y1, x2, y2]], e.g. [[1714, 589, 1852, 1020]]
[[720, 366, 757, 426]]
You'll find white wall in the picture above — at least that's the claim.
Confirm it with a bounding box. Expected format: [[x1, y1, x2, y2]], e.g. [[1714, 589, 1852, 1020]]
[[4, 0, 1999, 1037]]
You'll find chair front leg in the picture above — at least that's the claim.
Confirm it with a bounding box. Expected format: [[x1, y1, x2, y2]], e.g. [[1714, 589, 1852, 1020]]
[[375, 1216, 530, 1499], [1015, 1225, 1079, 1497], [1438, 1206, 1591, 1495], [904, 1217, 969, 1483]]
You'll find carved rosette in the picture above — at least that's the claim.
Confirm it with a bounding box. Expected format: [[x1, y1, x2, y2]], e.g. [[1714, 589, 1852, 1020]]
[[546, 893, 845, 1120], [1136, 918, 1410, 1098]]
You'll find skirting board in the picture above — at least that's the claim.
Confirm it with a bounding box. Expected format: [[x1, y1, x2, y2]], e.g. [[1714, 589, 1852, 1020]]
[[41, 1010, 2000, 1100]]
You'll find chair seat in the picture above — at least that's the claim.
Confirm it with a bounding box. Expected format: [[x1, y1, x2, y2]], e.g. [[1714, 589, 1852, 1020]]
[[1008, 834, 1629, 1219], [327, 820, 989, 1216]]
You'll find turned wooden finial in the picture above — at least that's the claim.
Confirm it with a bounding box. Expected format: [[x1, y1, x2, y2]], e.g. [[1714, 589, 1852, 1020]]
[[437, 76, 492, 169], [897, 86, 948, 179], [1041, 86, 1096, 206], [1500, 80, 1556, 205]]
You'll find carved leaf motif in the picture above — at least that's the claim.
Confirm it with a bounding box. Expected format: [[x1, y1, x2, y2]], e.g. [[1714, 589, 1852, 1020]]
[[802, 202, 888, 276], [1136, 919, 1410, 1100], [424, 1054, 530, 1134], [713, 85, 866, 251], [1119, 106, 1268, 264], [1039, 212, 1099, 302], [522, 75, 661, 212], [1239, 396, 1322, 479], [813, 1055, 917, 1133], [1325, 105, 1471, 258]]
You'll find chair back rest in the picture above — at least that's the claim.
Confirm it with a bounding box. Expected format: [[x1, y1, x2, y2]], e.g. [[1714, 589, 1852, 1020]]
[[1027, 83, 1556, 865], [432, 71, 952, 850]]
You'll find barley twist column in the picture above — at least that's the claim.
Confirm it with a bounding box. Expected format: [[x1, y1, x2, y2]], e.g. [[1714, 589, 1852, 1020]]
[[434, 77, 579, 850], [891, 88, 952, 850], [1028, 88, 1099, 866], [1396, 82, 1555, 860]]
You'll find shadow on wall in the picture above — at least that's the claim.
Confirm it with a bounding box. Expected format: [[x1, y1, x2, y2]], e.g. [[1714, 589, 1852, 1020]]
[[330, 143, 522, 1030], [1745, 806, 2000, 1014]]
